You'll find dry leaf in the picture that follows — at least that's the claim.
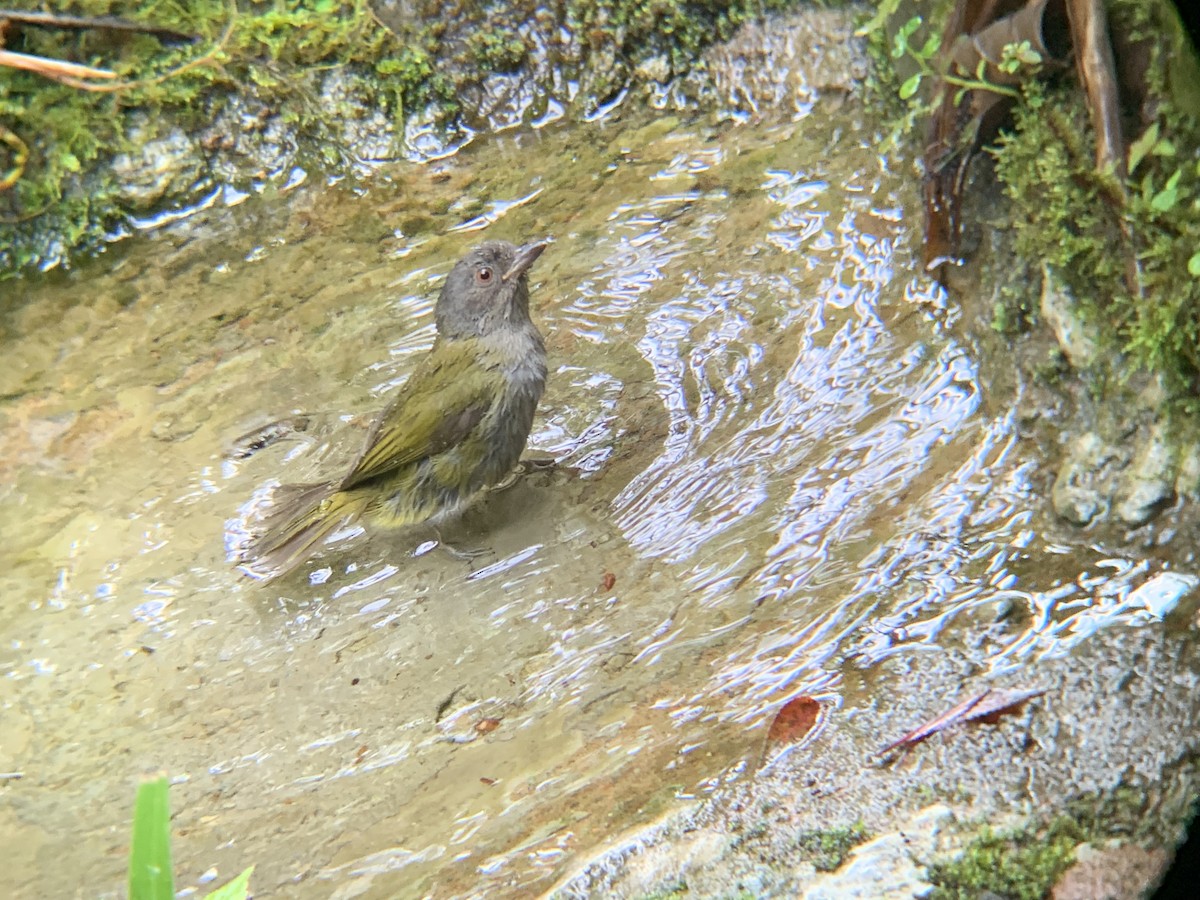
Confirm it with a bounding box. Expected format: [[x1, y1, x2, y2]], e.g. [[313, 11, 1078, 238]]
[[879, 687, 1046, 755], [600, 572, 616, 591], [474, 717, 501, 735], [766, 696, 822, 746]]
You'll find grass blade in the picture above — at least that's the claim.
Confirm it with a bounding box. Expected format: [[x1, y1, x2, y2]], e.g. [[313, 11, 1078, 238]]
[[204, 865, 254, 900], [128, 777, 174, 900]]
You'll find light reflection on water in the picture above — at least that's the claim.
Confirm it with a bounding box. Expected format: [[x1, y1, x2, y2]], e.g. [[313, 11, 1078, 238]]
[[1, 102, 1196, 900]]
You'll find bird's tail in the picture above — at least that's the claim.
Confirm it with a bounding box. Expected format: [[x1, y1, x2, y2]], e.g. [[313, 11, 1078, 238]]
[[238, 481, 369, 580]]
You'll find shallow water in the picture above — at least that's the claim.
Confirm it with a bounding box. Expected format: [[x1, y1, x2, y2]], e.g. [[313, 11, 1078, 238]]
[[2, 102, 1195, 898]]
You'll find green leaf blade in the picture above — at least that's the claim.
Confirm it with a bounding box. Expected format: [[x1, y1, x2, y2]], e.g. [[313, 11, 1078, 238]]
[[1127, 122, 1159, 175], [204, 866, 255, 900], [129, 777, 174, 900]]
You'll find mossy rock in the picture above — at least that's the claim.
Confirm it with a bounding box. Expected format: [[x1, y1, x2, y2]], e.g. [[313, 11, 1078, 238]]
[[0, 0, 818, 278]]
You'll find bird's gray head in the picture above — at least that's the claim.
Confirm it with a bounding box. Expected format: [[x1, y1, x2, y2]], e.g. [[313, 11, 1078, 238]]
[[435, 239, 547, 339]]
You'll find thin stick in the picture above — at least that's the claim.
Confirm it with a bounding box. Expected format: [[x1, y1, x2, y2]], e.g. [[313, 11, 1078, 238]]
[[0, 10, 196, 43], [0, 48, 116, 80], [45, 9, 237, 94]]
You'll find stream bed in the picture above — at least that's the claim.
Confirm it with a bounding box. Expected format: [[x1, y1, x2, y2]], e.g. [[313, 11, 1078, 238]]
[[3, 81, 1198, 899]]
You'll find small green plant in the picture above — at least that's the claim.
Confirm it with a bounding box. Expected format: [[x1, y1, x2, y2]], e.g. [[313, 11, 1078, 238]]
[[129, 778, 174, 900], [128, 777, 253, 900], [856, 2, 1040, 106], [794, 821, 870, 871]]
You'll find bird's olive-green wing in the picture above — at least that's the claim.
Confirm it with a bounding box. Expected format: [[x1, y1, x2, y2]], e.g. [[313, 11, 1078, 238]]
[[340, 342, 496, 489]]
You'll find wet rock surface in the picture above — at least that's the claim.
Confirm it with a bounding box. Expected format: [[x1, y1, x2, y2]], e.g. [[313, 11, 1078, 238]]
[[1041, 392, 1188, 533], [6, 4, 877, 276], [1047, 412, 1186, 531], [801, 806, 953, 900], [1115, 420, 1180, 527], [200, 94, 302, 185], [957, 168, 1200, 541], [703, 9, 871, 118], [1052, 431, 1124, 526], [1039, 265, 1100, 370], [111, 125, 204, 211], [554, 624, 1200, 897]]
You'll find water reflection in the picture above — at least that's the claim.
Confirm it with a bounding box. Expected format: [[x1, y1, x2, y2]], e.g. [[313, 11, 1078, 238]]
[[1, 101, 1196, 900]]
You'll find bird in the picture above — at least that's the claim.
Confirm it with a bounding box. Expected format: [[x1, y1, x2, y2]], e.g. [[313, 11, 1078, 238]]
[[238, 238, 549, 580]]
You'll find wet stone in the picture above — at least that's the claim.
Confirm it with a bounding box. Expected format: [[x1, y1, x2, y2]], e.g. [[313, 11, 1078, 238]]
[[1052, 432, 1122, 526], [1115, 421, 1178, 527], [202, 96, 299, 184], [111, 126, 204, 211], [320, 70, 398, 168], [1039, 264, 1100, 369], [802, 805, 954, 900], [1174, 443, 1200, 501], [150, 417, 200, 444], [704, 10, 871, 119], [634, 55, 671, 85]]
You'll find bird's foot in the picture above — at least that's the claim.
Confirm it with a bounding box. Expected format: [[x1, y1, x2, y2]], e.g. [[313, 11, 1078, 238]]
[[413, 527, 491, 561], [439, 540, 491, 562], [489, 454, 558, 493], [224, 414, 314, 459]]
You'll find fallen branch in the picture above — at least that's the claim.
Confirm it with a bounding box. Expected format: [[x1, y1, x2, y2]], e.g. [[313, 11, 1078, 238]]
[[0, 1, 230, 92]]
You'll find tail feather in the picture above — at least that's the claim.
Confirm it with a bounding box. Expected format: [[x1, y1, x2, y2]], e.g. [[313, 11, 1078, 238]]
[[239, 481, 368, 580]]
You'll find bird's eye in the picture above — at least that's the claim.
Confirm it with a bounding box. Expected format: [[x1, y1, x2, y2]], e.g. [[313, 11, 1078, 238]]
[[475, 266, 493, 284]]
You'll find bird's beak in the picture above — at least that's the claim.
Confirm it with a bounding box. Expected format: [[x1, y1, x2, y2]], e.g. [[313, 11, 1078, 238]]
[[502, 240, 548, 282]]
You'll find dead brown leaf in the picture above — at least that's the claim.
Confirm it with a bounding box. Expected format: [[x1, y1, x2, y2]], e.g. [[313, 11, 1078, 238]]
[[766, 696, 822, 746], [879, 687, 1046, 756]]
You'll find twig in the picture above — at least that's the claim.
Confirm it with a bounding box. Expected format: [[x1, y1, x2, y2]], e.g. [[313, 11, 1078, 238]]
[[0, 48, 116, 82], [0, 9, 196, 43], [47, 9, 237, 94], [0, 124, 28, 193]]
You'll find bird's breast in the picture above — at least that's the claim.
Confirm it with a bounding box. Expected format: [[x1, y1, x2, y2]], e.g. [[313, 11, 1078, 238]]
[[469, 327, 547, 488]]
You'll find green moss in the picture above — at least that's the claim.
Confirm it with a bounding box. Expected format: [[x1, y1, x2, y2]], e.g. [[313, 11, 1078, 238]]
[[566, 0, 803, 74], [638, 882, 689, 899], [467, 27, 529, 72], [927, 817, 1085, 900], [794, 821, 870, 871]]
